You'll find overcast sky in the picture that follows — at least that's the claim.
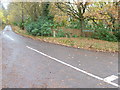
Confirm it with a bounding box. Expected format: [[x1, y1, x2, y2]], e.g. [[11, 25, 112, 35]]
[[0, 0, 116, 9], [2, 3, 9, 9]]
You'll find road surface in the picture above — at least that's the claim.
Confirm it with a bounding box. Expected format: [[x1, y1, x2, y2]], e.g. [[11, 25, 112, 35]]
[[0, 25, 119, 88]]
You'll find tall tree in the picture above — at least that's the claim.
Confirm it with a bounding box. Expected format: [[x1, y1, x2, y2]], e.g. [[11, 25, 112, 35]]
[[41, 2, 50, 17], [55, 1, 91, 36], [0, 3, 7, 25], [84, 2, 119, 31], [23, 2, 41, 21]]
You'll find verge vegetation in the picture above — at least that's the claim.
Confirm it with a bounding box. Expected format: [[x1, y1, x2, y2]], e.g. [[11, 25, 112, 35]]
[[12, 26, 118, 53]]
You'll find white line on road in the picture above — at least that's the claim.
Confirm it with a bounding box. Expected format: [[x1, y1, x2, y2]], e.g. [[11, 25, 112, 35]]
[[104, 75, 118, 82], [5, 34, 14, 41], [26, 46, 119, 87]]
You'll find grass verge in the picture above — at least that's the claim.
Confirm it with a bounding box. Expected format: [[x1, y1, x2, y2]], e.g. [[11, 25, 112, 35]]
[[12, 26, 118, 53]]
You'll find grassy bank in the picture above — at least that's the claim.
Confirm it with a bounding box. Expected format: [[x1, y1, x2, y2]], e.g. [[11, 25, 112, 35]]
[[12, 26, 118, 53], [0, 24, 5, 30]]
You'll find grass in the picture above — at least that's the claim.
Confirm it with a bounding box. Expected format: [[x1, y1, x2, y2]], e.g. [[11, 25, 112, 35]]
[[12, 26, 118, 53]]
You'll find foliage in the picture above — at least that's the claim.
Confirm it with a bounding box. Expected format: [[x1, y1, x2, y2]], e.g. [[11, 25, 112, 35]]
[[72, 35, 79, 38], [55, 29, 66, 37], [25, 22, 37, 33], [114, 32, 120, 42], [18, 21, 25, 29], [41, 2, 50, 17], [7, 2, 119, 42], [25, 17, 53, 36], [40, 21, 53, 36], [92, 24, 118, 42], [53, 15, 69, 27], [84, 2, 119, 31], [13, 22, 17, 26], [13, 26, 118, 53], [55, 2, 91, 20], [0, 8, 7, 24], [66, 20, 81, 29], [55, 2, 91, 36]]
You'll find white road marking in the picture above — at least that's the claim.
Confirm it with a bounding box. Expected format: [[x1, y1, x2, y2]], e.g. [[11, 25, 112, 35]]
[[104, 75, 118, 82], [5, 35, 14, 41], [26, 46, 119, 87]]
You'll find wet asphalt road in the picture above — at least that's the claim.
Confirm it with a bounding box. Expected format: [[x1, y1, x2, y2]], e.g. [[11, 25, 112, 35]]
[[1, 25, 119, 88]]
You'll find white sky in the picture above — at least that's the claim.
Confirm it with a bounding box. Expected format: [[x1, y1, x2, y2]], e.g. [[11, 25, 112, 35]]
[[2, 3, 9, 9], [0, 0, 117, 2], [0, 0, 117, 10]]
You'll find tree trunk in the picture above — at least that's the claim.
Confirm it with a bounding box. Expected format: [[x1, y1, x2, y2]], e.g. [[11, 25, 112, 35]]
[[21, 2, 24, 30], [79, 18, 85, 37], [41, 2, 50, 17]]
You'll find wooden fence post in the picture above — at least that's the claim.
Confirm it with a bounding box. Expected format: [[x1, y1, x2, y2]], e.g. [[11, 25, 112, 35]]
[[53, 30, 56, 37]]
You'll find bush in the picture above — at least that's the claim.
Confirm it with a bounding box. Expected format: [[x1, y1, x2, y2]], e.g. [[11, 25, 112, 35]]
[[114, 32, 120, 42], [31, 28, 39, 36], [25, 22, 38, 33], [13, 22, 18, 26], [25, 17, 53, 36], [67, 20, 81, 29], [72, 35, 79, 38], [56, 29, 66, 37], [40, 22, 53, 36], [92, 24, 118, 42], [18, 21, 25, 29]]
